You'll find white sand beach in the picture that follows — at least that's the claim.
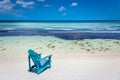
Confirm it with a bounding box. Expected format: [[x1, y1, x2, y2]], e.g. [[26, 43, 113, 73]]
[[0, 36, 120, 80]]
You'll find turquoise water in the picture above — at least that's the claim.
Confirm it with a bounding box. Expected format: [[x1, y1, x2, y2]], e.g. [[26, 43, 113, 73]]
[[0, 21, 120, 39], [0, 21, 120, 31]]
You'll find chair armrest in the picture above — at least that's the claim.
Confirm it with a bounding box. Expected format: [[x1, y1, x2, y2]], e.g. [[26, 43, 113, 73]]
[[38, 55, 52, 66], [38, 54, 41, 58], [37, 55, 52, 61], [43, 55, 52, 59]]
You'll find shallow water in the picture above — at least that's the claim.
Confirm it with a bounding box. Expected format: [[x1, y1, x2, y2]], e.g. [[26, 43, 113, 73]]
[[0, 22, 120, 31], [0, 21, 120, 39]]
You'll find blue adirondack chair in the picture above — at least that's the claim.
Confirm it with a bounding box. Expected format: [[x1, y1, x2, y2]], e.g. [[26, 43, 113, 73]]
[[28, 49, 52, 74]]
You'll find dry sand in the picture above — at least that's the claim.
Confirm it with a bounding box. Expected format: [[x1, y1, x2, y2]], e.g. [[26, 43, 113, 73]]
[[0, 36, 120, 80]]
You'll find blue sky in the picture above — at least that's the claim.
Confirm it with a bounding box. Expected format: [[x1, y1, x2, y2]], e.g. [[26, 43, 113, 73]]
[[0, 0, 120, 20]]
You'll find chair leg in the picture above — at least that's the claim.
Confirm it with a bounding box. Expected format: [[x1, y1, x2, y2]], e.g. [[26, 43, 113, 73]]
[[37, 69, 43, 74], [49, 62, 51, 68], [37, 71, 41, 74], [28, 56, 32, 71], [49, 59, 51, 68]]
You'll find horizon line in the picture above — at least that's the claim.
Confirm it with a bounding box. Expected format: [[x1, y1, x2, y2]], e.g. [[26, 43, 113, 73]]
[[0, 20, 120, 23]]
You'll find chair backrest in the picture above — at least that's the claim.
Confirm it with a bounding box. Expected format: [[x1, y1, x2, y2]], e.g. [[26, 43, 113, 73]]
[[28, 49, 41, 66]]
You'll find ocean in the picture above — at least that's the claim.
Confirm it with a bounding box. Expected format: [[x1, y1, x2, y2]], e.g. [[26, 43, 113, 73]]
[[0, 21, 120, 40]]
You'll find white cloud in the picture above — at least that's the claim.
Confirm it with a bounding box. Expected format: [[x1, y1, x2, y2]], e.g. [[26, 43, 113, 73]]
[[0, 0, 29, 17], [44, 4, 49, 7], [62, 13, 66, 16], [59, 6, 66, 11], [44, 4, 53, 7], [0, 0, 15, 10], [37, 0, 45, 2], [16, 0, 34, 8], [71, 2, 78, 7]]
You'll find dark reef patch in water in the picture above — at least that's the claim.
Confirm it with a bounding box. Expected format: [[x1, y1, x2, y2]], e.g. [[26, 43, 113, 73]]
[[0, 30, 120, 40], [52, 32, 120, 40]]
